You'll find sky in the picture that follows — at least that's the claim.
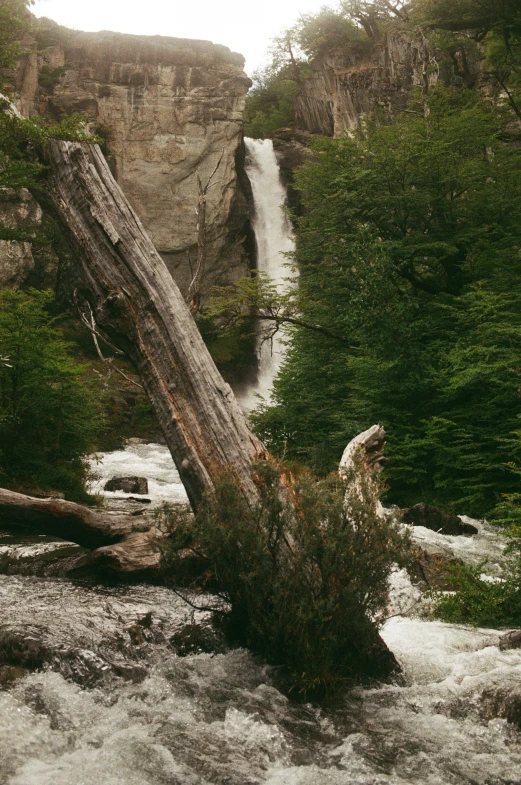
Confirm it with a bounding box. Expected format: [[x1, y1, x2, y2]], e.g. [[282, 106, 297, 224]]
[[31, 0, 333, 75]]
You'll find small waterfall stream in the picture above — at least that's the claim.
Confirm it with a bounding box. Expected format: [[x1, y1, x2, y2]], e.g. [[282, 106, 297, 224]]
[[237, 138, 295, 411]]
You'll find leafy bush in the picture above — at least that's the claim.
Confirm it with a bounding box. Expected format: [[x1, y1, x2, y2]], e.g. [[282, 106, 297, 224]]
[[0, 289, 101, 499], [433, 561, 521, 628], [0, 0, 32, 74], [244, 67, 298, 139], [163, 460, 408, 697]]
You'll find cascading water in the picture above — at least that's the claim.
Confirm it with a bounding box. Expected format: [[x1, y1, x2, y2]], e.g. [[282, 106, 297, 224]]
[[1, 443, 521, 784], [237, 138, 296, 411]]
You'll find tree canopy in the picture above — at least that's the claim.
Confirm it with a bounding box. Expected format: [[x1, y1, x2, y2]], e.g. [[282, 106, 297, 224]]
[[240, 88, 521, 518], [0, 0, 33, 73]]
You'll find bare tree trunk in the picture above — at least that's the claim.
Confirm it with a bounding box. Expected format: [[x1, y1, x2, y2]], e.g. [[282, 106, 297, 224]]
[[190, 172, 207, 316], [45, 140, 267, 512], [189, 151, 224, 315]]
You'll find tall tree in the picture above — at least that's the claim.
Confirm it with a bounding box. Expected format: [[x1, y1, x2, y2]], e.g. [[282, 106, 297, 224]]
[[250, 89, 521, 516]]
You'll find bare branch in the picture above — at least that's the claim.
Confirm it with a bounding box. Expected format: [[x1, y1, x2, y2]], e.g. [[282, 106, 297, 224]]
[[188, 149, 226, 316], [74, 292, 143, 389]]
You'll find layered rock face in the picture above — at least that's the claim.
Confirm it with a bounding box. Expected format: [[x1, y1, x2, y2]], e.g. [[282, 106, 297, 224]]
[[9, 25, 252, 299], [0, 189, 39, 289], [296, 30, 479, 137]]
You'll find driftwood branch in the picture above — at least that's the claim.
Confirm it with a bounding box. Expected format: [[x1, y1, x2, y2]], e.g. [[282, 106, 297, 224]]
[[339, 424, 387, 519], [75, 293, 143, 389], [0, 486, 164, 575]]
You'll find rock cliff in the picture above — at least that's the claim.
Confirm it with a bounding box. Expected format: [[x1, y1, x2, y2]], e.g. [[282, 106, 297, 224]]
[[7, 22, 252, 299], [296, 29, 481, 137]]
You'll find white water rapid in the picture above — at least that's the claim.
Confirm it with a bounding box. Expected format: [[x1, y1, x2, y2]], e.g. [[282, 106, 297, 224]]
[[237, 138, 295, 411], [1, 443, 521, 784]]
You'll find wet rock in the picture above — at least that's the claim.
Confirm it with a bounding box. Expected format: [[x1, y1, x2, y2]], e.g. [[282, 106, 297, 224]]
[[104, 475, 149, 494], [0, 664, 29, 689], [402, 503, 478, 536], [499, 630, 521, 651], [0, 576, 210, 687], [0, 538, 87, 579], [480, 686, 521, 728], [406, 546, 464, 591], [170, 623, 226, 656]]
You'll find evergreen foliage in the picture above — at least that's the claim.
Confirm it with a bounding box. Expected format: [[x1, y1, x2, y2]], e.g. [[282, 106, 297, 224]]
[[433, 560, 521, 627], [237, 89, 521, 518], [244, 67, 299, 139], [0, 0, 32, 74], [162, 460, 408, 697], [0, 289, 101, 499]]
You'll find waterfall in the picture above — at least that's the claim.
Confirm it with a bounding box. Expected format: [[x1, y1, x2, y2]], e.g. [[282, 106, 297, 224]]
[[237, 138, 295, 411]]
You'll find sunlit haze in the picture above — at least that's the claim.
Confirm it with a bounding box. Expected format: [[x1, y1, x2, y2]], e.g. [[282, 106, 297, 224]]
[[32, 0, 331, 75]]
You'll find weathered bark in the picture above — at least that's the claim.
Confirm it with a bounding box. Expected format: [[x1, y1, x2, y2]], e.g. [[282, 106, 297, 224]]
[[0, 487, 162, 574], [46, 140, 266, 511], [0, 487, 133, 548], [339, 424, 387, 519], [339, 424, 386, 476]]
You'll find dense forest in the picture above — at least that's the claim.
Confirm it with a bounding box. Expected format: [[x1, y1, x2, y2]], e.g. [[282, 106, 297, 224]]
[[231, 0, 521, 519]]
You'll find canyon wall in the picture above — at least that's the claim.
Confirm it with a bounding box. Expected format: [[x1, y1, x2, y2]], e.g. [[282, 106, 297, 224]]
[[295, 29, 481, 137], [6, 22, 252, 299]]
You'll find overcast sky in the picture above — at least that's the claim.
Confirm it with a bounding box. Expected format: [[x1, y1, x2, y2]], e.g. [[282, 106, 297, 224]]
[[32, 0, 333, 75]]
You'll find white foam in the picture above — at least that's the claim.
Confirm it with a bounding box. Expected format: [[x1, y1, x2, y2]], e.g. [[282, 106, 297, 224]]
[[237, 138, 296, 411], [88, 443, 188, 506]]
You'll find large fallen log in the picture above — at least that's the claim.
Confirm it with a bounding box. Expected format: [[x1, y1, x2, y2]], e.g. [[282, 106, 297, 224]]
[[0, 487, 162, 575], [45, 140, 266, 512], [0, 487, 133, 549]]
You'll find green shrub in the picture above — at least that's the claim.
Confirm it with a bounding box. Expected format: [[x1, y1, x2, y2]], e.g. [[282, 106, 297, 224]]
[[38, 65, 66, 95], [162, 460, 408, 697], [0, 0, 32, 75], [244, 67, 298, 139], [433, 561, 521, 628], [0, 289, 101, 500]]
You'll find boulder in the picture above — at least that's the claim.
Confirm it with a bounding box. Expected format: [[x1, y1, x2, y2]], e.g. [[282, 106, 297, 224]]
[[402, 503, 478, 536], [481, 686, 521, 728], [499, 630, 521, 651], [0, 240, 35, 289], [104, 476, 149, 494]]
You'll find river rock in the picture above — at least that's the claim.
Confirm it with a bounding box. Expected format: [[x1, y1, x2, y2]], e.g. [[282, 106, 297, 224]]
[[402, 503, 478, 536], [480, 686, 521, 729], [104, 476, 149, 494], [499, 630, 521, 651]]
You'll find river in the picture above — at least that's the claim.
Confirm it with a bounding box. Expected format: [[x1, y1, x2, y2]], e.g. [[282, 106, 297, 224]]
[[1, 443, 520, 785]]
